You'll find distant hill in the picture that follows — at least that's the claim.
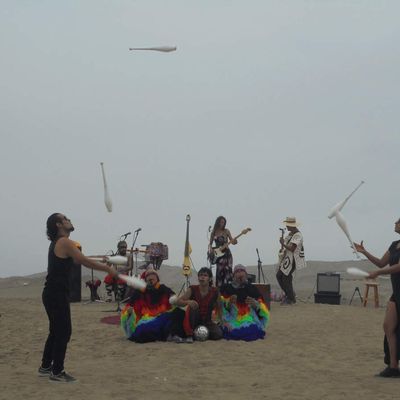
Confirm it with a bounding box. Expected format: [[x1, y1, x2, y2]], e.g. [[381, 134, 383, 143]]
[[0, 260, 392, 304]]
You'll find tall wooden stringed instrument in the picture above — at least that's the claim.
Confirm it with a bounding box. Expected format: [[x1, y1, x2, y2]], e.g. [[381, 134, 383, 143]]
[[208, 227, 251, 265], [182, 214, 192, 276]]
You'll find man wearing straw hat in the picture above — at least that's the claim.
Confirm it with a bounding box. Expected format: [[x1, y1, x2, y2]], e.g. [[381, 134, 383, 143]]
[[276, 217, 306, 305]]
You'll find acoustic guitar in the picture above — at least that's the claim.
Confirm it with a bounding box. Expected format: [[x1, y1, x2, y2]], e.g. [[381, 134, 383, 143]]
[[208, 228, 251, 265]]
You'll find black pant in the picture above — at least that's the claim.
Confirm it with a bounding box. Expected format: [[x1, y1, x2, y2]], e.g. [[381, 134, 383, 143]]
[[170, 308, 223, 340], [276, 269, 296, 303], [41, 289, 72, 374]]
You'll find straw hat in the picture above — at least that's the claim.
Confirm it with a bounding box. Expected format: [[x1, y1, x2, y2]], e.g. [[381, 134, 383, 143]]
[[283, 217, 300, 227]]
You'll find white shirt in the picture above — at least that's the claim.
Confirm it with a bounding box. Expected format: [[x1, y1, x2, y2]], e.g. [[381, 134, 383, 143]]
[[279, 231, 306, 275]]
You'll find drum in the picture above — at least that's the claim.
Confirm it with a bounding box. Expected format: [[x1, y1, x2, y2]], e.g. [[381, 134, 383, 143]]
[[144, 242, 168, 270], [144, 242, 168, 260]]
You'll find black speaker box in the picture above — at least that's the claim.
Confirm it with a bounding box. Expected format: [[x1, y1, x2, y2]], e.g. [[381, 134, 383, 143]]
[[69, 264, 82, 302], [314, 273, 341, 305], [314, 293, 341, 305], [317, 273, 340, 294]]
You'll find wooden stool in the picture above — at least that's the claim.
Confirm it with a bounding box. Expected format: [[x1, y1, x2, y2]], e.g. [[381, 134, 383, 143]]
[[362, 280, 379, 308]]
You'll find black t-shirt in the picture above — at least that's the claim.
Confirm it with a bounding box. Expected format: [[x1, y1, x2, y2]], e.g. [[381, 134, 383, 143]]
[[44, 241, 75, 295], [388, 240, 400, 299]]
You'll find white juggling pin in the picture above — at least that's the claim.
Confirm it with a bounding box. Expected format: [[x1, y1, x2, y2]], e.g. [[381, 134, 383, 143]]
[[328, 181, 364, 219], [119, 274, 146, 289], [100, 162, 113, 212], [328, 181, 365, 258], [129, 46, 177, 52]]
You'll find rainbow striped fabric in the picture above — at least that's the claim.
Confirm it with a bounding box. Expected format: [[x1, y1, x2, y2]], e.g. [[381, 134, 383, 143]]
[[220, 294, 269, 341], [120, 285, 175, 342]]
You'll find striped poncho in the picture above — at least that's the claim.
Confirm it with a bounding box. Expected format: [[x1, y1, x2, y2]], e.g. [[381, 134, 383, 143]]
[[121, 283, 175, 342], [220, 283, 269, 341]]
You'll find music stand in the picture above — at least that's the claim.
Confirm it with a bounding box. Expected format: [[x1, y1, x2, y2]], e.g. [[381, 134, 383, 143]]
[[129, 229, 141, 276], [349, 286, 363, 305]]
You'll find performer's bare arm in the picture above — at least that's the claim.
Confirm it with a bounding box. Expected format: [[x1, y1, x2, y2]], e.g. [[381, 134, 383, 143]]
[[176, 288, 198, 309], [227, 229, 237, 245], [353, 241, 390, 268], [56, 237, 118, 277], [368, 262, 400, 279]]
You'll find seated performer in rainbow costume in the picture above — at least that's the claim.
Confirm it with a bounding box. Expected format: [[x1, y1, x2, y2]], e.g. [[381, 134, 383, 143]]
[[120, 268, 175, 343], [220, 264, 269, 341]]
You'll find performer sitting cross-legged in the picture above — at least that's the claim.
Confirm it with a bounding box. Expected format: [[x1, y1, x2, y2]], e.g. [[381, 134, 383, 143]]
[[104, 240, 131, 302], [172, 267, 223, 342], [120, 268, 176, 343], [220, 264, 269, 341]]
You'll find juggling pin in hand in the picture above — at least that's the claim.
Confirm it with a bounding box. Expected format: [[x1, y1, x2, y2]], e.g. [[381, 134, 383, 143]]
[[129, 46, 177, 52], [89, 255, 128, 265], [100, 162, 112, 212], [347, 267, 369, 277], [118, 274, 146, 290]]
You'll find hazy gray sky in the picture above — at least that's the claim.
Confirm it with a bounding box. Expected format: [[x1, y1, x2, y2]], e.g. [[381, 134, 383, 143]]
[[1, 1, 399, 277]]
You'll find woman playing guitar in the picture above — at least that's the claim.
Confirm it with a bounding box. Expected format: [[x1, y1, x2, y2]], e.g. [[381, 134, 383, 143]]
[[208, 216, 237, 288]]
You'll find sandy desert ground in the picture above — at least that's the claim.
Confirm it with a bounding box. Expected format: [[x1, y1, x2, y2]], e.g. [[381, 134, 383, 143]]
[[1, 260, 399, 400]]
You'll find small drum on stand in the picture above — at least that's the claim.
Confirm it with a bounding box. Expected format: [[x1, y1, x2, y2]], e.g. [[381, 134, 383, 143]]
[[143, 242, 168, 270]]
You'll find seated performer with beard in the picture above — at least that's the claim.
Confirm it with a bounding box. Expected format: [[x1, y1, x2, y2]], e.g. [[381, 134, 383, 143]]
[[220, 264, 269, 341], [104, 240, 131, 302], [120, 268, 175, 343], [171, 267, 223, 342]]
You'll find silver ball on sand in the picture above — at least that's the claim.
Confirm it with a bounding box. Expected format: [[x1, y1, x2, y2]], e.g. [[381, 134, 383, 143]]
[[193, 325, 209, 342]]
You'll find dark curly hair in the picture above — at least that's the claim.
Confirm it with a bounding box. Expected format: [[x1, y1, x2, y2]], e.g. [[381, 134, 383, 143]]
[[211, 216, 226, 239], [198, 267, 213, 287], [46, 213, 62, 241]]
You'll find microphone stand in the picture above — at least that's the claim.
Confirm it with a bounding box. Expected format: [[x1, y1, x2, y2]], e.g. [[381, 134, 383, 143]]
[[130, 229, 141, 277], [206, 226, 212, 270], [256, 248, 266, 284]]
